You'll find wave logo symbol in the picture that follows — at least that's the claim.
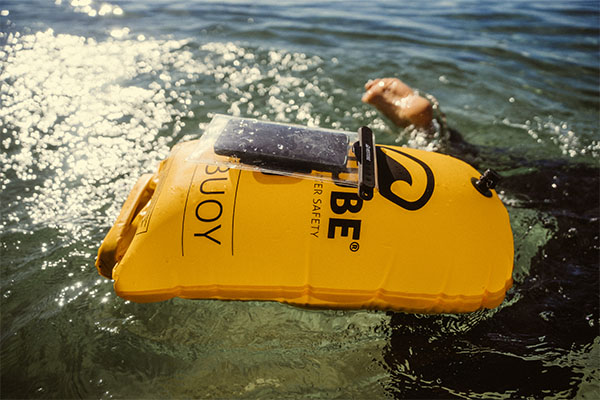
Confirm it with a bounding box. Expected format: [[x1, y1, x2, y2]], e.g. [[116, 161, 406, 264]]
[[376, 146, 435, 211]]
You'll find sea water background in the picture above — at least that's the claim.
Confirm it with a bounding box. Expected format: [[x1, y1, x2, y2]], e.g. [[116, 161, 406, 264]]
[[1, 0, 598, 398]]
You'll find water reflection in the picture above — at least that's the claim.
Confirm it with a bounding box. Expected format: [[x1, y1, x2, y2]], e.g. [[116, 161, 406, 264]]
[[56, 0, 124, 18], [1, 1, 598, 397], [0, 27, 395, 398]]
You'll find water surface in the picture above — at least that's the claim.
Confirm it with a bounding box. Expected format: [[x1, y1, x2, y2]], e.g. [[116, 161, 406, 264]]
[[1, 0, 598, 398]]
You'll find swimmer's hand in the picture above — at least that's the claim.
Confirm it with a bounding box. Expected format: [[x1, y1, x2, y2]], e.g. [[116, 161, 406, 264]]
[[362, 78, 433, 129]]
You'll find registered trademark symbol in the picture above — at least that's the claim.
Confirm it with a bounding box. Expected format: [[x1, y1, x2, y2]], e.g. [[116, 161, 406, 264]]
[[349, 241, 360, 252]]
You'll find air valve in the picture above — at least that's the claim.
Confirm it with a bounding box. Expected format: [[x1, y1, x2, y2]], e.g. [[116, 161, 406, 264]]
[[472, 169, 502, 198]]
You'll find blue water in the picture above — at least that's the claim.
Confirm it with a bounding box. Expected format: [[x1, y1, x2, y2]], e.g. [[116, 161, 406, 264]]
[[1, 0, 598, 398]]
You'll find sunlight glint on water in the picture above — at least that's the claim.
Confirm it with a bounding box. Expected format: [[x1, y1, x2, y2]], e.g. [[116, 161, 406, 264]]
[[0, 1, 598, 398]]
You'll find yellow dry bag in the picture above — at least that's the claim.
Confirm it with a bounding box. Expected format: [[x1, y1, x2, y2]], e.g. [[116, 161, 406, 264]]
[[96, 115, 513, 313]]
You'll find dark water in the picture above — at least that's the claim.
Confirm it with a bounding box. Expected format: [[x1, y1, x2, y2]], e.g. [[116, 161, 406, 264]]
[[1, 0, 598, 398]]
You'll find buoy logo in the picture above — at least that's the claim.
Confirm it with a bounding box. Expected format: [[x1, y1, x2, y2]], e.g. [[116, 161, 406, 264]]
[[376, 146, 435, 211], [323, 146, 434, 250]]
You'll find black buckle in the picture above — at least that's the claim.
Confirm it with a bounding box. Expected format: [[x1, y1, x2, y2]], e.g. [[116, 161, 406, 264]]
[[352, 126, 377, 200]]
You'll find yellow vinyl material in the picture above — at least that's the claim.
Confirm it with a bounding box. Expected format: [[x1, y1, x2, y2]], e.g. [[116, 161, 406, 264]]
[[96, 140, 514, 313]]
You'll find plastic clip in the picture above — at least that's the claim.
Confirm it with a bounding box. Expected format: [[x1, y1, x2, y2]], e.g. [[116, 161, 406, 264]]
[[352, 126, 377, 200]]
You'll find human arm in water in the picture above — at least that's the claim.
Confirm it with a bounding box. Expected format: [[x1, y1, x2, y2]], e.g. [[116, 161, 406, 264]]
[[362, 77, 478, 159], [362, 78, 434, 129]]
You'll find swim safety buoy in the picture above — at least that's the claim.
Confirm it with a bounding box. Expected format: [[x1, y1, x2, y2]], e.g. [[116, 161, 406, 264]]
[[96, 115, 513, 313]]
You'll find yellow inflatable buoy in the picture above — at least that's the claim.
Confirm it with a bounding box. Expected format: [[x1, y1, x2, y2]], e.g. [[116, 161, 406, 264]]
[[96, 115, 514, 313]]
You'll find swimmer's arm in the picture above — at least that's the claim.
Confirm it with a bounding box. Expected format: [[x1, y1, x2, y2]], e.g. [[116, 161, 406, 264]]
[[362, 78, 433, 130]]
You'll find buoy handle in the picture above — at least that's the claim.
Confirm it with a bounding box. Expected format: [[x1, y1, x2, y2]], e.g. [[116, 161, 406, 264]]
[[95, 174, 156, 278]]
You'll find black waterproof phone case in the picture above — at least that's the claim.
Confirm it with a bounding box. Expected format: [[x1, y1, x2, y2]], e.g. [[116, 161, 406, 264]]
[[213, 119, 349, 172]]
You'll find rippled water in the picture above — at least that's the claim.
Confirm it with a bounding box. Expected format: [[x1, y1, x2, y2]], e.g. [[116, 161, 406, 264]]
[[1, 1, 598, 398]]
